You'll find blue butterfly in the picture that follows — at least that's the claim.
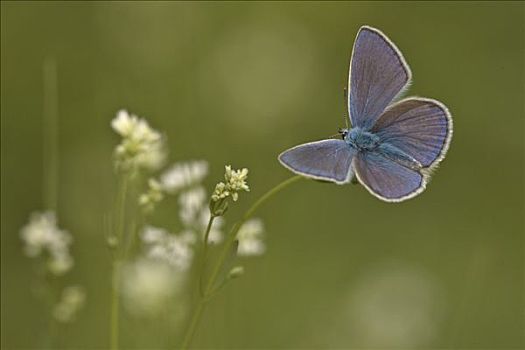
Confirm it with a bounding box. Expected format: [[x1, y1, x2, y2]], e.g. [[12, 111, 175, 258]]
[[279, 26, 453, 202]]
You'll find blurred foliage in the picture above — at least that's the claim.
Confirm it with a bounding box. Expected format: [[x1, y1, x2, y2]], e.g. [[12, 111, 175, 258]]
[[1, 1, 524, 349]]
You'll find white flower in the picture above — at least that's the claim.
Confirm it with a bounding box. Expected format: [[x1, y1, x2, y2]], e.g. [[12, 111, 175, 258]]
[[160, 160, 209, 193], [139, 178, 164, 212], [111, 110, 136, 137], [111, 110, 165, 171], [141, 226, 194, 271], [141, 225, 166, 244], [212, 165, 249, 202], [131, 118, 161, 144], [53, 285, 86, 323], [236, 218, 265, 256], [225, 166, 250, 194], [134, 141, 166, 170], [178, 187, 207, 227], [211, 182, 229, 201], [20, 211, 74, 275], [121, 258, 183, 317]]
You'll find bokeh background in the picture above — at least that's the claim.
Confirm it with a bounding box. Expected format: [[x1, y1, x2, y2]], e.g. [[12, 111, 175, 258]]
[[1, 1, 524, 349]]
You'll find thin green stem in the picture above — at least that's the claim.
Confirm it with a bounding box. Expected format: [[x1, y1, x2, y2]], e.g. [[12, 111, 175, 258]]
[[42, 57, 59, 212], [199, 216, 216, 297], [115, 174, 129, 255], [110, 173, 129, 350], [179, 297, 206, 350], [180, 175, 302, 349], [202, 216, 216, 258], [110, 260, 122, 350]]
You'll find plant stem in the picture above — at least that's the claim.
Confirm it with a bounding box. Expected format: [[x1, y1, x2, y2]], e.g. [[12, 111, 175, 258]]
[[111, 260, 122, 350], [110, 173, 129, 350], [179, 298, 206, 350], [115, 174, 130, 250], [199, 216, 216, 296], [180, 175, 302, 349], [42, 57, 59, 212]]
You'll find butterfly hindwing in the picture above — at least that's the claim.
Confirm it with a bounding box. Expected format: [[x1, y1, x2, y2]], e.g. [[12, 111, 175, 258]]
[[371, 97, 452, 169], [354, 151, 425, 202]]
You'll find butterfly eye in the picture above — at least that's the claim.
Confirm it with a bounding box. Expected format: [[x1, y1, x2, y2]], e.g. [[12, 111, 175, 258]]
[[338, 128, 348, 139]]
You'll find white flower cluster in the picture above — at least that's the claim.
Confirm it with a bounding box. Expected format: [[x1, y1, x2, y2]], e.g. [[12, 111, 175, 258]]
[[142, 160, 224, 242], [111, 110, 165, 171], [20, 211, 73, 275], [121, 258, 184, 318], [53, 285, 86, 323], [138, 160, 209, 213], [237, 218, 266, 256], [160, 160, 208, 193], [141, 226, 194, 271], [212, 165, 250, 202]]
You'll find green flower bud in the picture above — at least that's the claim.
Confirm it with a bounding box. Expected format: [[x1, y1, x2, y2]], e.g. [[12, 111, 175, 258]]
[[209, 198, 229, 217], [228, 266, 245, 279]]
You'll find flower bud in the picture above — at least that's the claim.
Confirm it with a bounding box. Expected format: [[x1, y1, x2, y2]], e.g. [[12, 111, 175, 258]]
[[209, 198, 229, 217], [228, 266, 244, 279]]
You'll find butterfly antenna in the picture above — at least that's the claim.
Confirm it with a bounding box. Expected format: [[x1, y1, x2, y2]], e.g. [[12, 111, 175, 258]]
[[342, 86, 350, 129]]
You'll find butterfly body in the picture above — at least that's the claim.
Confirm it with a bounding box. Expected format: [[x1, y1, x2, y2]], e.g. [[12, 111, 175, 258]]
[[279, 26, 452, 202], [345, 127, 380, 151], [344, 127, 422, 171]]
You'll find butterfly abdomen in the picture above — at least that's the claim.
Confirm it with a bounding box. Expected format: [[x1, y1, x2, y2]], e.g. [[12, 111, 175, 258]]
[[376, 142, 422, 170]]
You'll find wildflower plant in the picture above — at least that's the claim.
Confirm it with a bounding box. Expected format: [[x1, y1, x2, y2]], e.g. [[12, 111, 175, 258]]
[[106, 108, 302, 350], [20, 91, 302, 350], [19, 210, 85, 325], [109, 109, 168, 350], [179, 168, 301, 349]]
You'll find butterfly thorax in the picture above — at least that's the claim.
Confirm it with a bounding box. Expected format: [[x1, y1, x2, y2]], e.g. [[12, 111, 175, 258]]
[[344, 127, 380, 152]]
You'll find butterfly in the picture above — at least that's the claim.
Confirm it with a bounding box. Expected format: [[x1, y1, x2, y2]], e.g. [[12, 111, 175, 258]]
[[279, 25, 452, 202]]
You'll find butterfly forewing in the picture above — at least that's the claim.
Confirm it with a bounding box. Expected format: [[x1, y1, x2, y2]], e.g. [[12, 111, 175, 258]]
[[348, 26, 411, 130], [278, 139, 356, 184]]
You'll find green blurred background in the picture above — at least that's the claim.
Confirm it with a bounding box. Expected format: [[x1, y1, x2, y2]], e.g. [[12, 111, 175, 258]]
[[1, 1, 524, 349]]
